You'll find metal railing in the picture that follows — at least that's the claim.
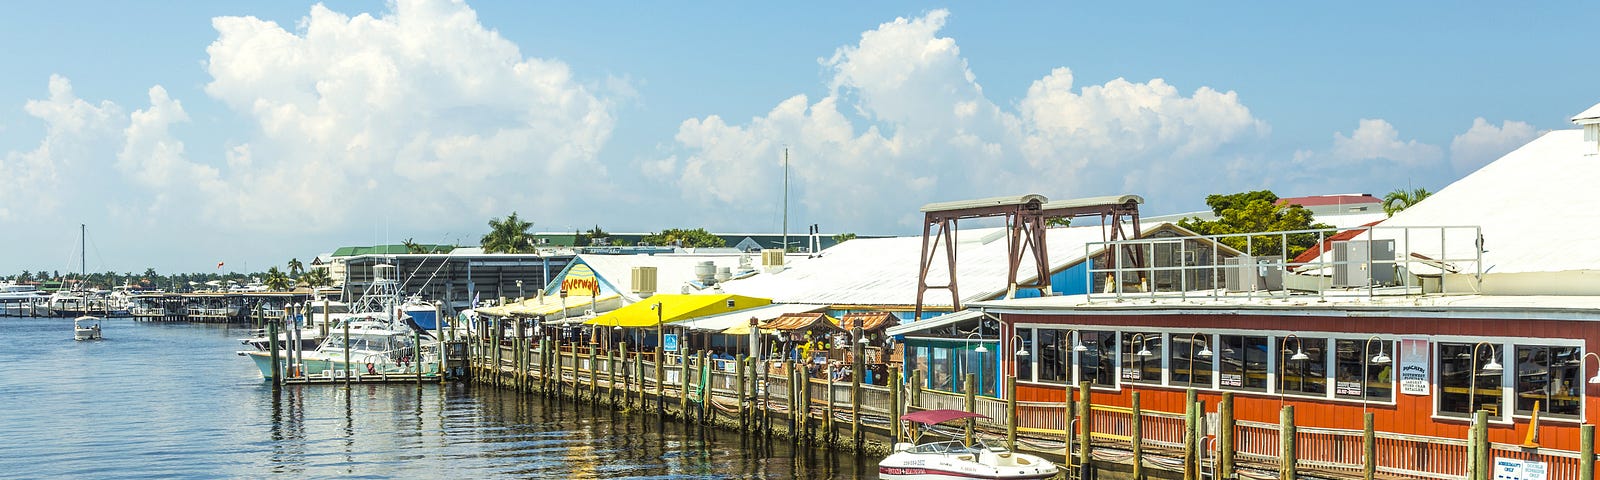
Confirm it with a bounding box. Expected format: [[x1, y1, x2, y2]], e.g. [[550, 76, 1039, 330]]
[[1087, 225, 1484, 301]]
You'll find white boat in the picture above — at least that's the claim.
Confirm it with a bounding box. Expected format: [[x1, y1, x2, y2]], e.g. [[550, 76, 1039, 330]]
[[878, 410, 1059, 480], [0, 282, 47, 302], [237, 316, 436, 379], [73, 316, 102, 341]]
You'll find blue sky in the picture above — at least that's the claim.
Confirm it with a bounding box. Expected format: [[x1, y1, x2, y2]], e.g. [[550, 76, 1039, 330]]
[[0, 1, 1595, 274]]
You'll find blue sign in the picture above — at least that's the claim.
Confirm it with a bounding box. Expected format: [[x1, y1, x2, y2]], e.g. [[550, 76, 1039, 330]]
[[663, 333, 679, 353]]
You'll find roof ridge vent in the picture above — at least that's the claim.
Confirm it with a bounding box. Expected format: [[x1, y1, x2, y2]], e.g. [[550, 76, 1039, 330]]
[[1571, 101, 1600, 155]]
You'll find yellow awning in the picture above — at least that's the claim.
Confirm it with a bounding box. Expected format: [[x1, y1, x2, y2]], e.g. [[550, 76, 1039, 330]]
[[586, 294, 771, 328], [478, 294, 621, 319]]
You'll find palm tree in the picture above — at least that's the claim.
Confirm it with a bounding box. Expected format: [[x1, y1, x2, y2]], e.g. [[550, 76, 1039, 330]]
[[286, 258, 303, 278], [402, 238, 428, 254], [263, 267, 292, 292], [481, 212, 536, 253], [300, 268, 333, 289], [1382, 188, 1432, 217]]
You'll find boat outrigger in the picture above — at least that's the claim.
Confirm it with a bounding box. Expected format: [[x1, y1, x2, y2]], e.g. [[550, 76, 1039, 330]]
[[878, 409, 1059, 480]]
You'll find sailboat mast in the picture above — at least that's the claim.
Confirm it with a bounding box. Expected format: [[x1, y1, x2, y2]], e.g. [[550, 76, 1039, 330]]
[[80, 224, 86, 281], [782, 147, 789, 255]]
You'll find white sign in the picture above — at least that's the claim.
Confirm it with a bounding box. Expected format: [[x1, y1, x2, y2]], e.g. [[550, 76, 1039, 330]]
[[1399, 338, 1429, 396], [1494, 458, 1547, 480]]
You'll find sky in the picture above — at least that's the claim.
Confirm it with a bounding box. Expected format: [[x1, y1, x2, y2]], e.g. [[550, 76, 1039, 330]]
[[0, 1, 1595, 275]]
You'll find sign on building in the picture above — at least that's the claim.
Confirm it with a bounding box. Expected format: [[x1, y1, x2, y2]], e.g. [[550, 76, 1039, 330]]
[[664, 333, 679, 353], [1495, 458, 1548, 480], [1400, 338, 1429, 396]]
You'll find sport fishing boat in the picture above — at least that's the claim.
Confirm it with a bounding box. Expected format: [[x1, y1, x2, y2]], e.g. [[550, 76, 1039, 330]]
[[73, 316, 102, 341], [878, 410, 1059, 480], [238, 316, 437, 379]]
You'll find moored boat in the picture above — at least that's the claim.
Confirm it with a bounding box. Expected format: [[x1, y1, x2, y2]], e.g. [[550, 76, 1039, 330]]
[[878, 410, 1059, 480]]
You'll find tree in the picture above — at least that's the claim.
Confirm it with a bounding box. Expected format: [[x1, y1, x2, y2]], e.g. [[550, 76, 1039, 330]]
[[263, 267, 292, 292], [286, 258, 303, 277], [1382, 188, 1431, 217], [642, 228, 726, 248], [401, 238, 429, 254], [1178, 190, 1333, 257], [582, 225, 610, 246], [300, 268, 333, 289], [481, 212, 536, 253], [831, 232, 857, 244], [1046, 217, 1072, 228]]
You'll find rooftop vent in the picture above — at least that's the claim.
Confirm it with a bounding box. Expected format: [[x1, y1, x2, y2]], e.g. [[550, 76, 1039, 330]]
[[631, 266, 657, 298], [1572, 102, 1600, 154]]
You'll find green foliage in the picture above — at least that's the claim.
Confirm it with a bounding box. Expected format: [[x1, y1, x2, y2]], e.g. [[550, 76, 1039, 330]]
[[300, 268, 334, 289], [263, 267, 292, 292], [1177, 190, 1332, 257], [1046, 217, 1072, 228], [401, 238, 428, 254], [286, 258, 303, 277], [481, 211, 537, 253], [642, 228, 726, 248], [831, 232, 857, 243], [1382, 188, 1431, 217]]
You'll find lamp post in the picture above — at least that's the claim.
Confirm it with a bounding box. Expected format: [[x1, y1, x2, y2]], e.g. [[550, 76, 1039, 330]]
[[515, 279, 523, 302], [1583, 352, 1600, 425], [1129, 333, 1153, 383], [965, 331, 989, 393], [1280, 334, 1310, 396], [1187, 332, 1213, 387], [1362, 336, 1393, 412], [1467, 341, 1503, 421]]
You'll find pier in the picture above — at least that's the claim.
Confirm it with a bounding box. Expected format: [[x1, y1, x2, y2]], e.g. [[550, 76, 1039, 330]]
[[461, 318, 1598, 480]]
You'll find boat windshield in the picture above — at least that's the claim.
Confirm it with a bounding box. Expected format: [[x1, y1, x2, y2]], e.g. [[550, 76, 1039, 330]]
[[907, 441, 967, 455]]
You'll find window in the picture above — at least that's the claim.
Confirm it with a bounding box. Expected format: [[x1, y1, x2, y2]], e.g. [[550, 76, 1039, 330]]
[[930, 347, 954, 391], [1276, 337, 1327, 396], [1077, 330, 1116, 387], [1514, 345, 1581, 418], [964, 343, 997, 396], [1170, 333, 1214, 388], [1437, 342, 1503, 417], [1219, 335, 1268, 391], [1035, 329, 1074, 384], [1015, 328, 1034, 382], [1121, 332, 1163, 384], [1334, 338, 1393, 401]]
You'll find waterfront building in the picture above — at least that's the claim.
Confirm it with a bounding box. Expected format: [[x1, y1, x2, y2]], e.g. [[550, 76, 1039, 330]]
[[966, 103, 1600, 472]]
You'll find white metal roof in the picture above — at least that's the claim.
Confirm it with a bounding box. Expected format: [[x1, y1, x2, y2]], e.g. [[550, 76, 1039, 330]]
[[885, 309, 987, 336], [718, 223, 1161, 306], [1571, 102, 1600, 124], [1376, 129, 1600, 276], [671, 303, 828, 332], [972, 292, 1600, 321], [577, 253, 753, 302]]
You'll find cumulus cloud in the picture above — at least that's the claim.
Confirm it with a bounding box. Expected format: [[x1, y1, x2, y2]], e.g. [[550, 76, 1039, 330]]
[[1449, 118, 1537, 174], [658, 9, 1266, 229], [1329, 119, 1443, 167], [201, 0, 617, 231], [0, 75, 123, 221]]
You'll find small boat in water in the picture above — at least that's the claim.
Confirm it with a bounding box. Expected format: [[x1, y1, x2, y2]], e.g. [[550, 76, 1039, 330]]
[[73, 316, 102, 341], [878, 409, 1059, 480]]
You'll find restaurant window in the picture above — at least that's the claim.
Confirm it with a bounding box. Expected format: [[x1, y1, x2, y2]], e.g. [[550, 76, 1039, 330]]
[[1122, 332, 1163, 384], [1015, 328, 1035, 382], [1437, 342, 1503, 417], [1514, 345, 1581, 418], [1334, 338, 1393, 401], [965, 344, 997, 397], [1170, 333, 1214, 388], [1219, 335, 1268, 392], [1035, 328, 1073, 384], [904, 346, 922, 386], [930, 346, 955, 391], [1076, 330, 1116, 387], [1276, 337, 1328, 396]]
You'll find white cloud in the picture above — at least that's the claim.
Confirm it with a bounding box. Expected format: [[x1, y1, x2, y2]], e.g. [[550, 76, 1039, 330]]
[[658, 10, 1266, 229], [1449, 118, 1537, 174], [201, 0, 617, 231], [0, 75, 123, 221], [1330, 118, 1442, 167]]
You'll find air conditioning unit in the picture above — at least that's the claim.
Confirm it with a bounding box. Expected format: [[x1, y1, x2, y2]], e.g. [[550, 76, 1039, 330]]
[[631, 266, 657, 298], [761, 249, 785, 273], [1333, 240, 1396, 287], [1224, 255, 1258, 292]]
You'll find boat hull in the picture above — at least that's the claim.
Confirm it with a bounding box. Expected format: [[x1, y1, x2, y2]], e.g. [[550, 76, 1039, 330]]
[[74, 329, 101, 341], [878, 448, 1060, 480], [240, 351, 438, 380]]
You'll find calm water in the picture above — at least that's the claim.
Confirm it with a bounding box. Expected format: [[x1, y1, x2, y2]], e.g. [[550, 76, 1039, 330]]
[[0, 316, 878, 479]]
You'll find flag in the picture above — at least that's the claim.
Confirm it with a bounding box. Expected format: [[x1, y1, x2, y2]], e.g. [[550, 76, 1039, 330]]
[[472, 291, 480, 307], [216, 261, 224, 269]]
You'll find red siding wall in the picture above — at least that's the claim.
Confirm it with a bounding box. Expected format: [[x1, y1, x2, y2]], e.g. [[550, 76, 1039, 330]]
[[1008, 312, 1600, 452]]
